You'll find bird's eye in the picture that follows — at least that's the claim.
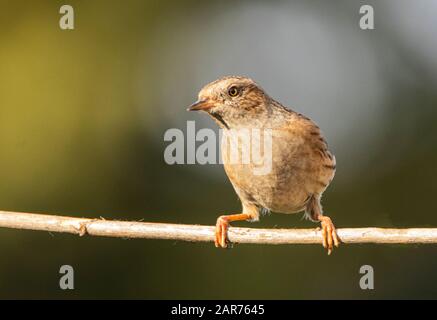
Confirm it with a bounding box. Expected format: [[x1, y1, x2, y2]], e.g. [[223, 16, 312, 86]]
[[228, 86, 239, 97]]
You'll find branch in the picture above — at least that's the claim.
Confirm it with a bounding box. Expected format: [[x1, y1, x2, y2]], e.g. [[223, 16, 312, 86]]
[[0, 210, 437, 244]]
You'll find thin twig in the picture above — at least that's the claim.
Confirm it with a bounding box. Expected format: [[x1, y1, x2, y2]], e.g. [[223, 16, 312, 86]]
[[0, 210, 437, 244]]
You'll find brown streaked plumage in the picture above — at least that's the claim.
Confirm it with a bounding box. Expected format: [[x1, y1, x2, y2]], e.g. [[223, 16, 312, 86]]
[[188, 76, 339, 254]]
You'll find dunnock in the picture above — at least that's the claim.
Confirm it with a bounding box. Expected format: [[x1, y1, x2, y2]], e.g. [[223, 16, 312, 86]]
[[188, 76, 339, 254]]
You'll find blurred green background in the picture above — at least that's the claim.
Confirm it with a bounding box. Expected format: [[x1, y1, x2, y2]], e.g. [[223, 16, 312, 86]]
[[1, 0, 437, 299]]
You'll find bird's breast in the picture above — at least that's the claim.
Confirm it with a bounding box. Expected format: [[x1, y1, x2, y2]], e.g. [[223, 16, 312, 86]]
[[220, 126, 335, 213]]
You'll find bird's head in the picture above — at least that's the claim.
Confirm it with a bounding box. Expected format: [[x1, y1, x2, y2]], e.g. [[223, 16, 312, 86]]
[[187, 76, 270, 129]]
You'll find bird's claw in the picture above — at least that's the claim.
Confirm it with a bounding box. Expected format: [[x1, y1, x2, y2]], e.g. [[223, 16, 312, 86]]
[[215, 216, 229, 248], [318, 216, 340, 255]]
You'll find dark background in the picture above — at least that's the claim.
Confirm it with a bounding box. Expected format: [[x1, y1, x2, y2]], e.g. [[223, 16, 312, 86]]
[[0, 0, 436, 299]]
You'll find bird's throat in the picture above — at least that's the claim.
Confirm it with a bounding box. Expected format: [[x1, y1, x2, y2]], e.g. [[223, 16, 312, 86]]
[[209, 112, 229, 129]]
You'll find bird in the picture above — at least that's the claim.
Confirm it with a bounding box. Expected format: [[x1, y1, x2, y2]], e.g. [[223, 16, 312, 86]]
[[187, 76, 339, 254]]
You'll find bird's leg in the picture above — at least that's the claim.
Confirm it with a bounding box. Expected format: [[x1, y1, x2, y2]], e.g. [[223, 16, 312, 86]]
[[215, 213, 252, 248], [315, 214, 340, 255]]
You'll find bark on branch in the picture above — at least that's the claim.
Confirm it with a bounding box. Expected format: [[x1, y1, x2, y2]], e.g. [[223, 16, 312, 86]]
[[0, 210, 437, 244]]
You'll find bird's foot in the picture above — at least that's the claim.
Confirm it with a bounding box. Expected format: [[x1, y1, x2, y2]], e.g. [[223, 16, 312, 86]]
[[214, 213, 252, 249], [317, 215, 340, 255], [215, 216, 230, 248]]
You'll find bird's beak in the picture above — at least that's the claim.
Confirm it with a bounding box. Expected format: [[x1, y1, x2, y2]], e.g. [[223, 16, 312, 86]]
[[187, 99, 214, 112]]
